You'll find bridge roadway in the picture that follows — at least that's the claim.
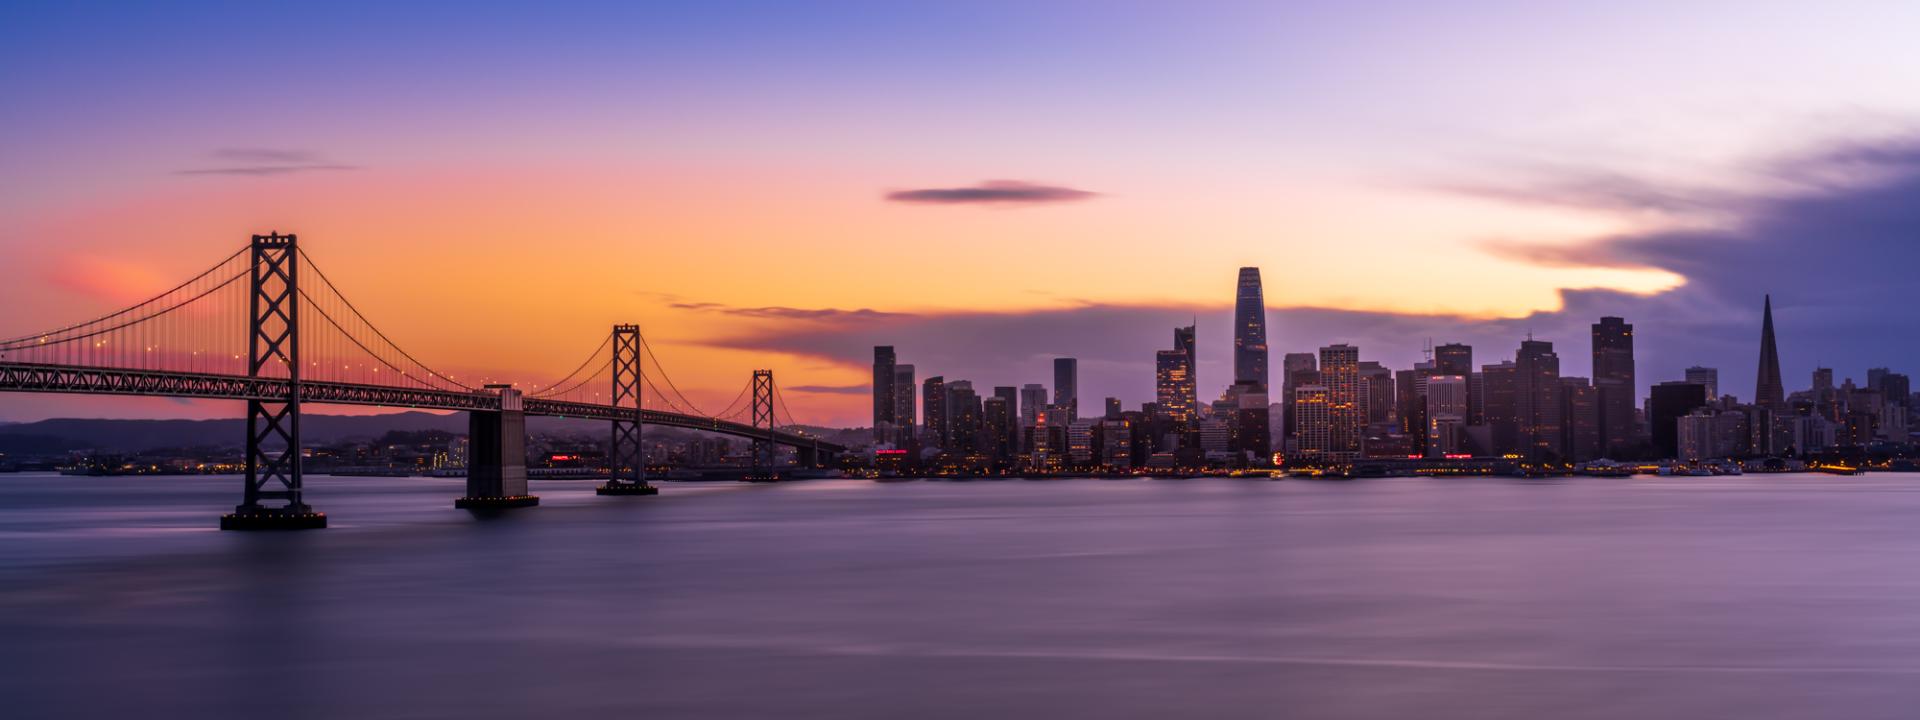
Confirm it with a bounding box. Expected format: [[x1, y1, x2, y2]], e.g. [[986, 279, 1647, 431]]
[[0, 361, 843, 453]]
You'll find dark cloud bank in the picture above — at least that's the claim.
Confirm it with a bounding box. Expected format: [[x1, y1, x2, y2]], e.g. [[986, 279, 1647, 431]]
[[885, 180, 1096, 205], [739, 136, 1920, 406]]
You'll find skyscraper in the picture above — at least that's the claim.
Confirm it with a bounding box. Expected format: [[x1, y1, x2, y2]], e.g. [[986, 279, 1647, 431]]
[[872, 346, 896, 440], [1175, 325, 1197, 412], [1591, 317, 1635, 455], [922, 376, 946, 447], [1293, 384, 1331, 460], [1019, 384, 1047, 427], [1434, 343, 1476, 423], [1234, 267, 1269, 391], [1516, 339, 1563, 460], [1684, 366, 1719, 401], [1755, 295, 1785, 410], [994, 386, 1019, 454], [1053, 358, 1079, 422], [1280, 352, 1316, 445], [1559, 377, 1599, 462], [1425, 374, 1468, 456], [1319, 344, 1361, 458], [1156, 349, 1195, 429], [1482, 360, 1519, 455], [892, 364, 915, 442]]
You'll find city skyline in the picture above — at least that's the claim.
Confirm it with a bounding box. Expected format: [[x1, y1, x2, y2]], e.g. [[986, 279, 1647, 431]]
[[7, 3, 1920, 426]]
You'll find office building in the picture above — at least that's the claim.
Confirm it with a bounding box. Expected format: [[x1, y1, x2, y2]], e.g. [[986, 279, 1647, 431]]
[[1054, 358, 1079, 422], [1234, 267, 1270, 391]]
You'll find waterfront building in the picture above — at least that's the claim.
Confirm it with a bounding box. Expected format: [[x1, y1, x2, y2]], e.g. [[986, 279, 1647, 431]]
[[1319, 344, 1361, 458], [1591, 316, 1636, 454], [1516, 339, 1562, 460], [1293, 384, 1332, 461], [1650, 381, 1710, 459]]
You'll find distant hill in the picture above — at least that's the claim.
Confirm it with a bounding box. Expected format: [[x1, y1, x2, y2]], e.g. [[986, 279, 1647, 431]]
[[0, 412, 856, 455]]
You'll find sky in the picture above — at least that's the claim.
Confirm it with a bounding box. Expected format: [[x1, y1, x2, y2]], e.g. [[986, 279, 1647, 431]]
[[3, 1, 1920, 426]]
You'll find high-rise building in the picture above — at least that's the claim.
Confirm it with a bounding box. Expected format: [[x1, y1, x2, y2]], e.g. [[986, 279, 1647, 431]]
[[983, 396, 1012, 462], [1053, 358, 1079, 422], [1755, 296, 1785, 410], [1175, 324, 1197, 413], [1234, 267, 1270, 391], [1105, 397, 1123, 419], [1293, 384, 1331, 460], [1319, 344, 1361, 459], [993, 386, 1019, 455], [1482, 360, 1519, 456], [1359, 361, 1395, 427], [1591, 317, 1635, 455], [1650, 381, 1710, 459], [1019, 384, 1048, 429], [1426, 374, 1469, 456], [1516, 339, 1562, 460], [1434, 343, 1476, 423], [892, 364, 916, 442], [1280, 352, 1317, 444], [1685, 366, 1719, 401], [1156, 350, 1196, 429], [1559, 377, 1600, 462], [946, 381, 981, 454], [872, 346, 896, 441], [922, 376, 946, 447]]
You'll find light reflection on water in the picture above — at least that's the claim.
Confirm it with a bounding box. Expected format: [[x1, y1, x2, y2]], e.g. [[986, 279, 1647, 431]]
[[5, 472, 1920, 719]]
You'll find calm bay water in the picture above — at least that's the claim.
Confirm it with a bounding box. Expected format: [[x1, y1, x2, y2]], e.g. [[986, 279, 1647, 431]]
[[5, 472, 1920, 718]]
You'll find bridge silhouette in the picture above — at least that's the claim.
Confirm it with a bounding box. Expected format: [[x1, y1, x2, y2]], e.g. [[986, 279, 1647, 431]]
[[0, 233, 844, 530]]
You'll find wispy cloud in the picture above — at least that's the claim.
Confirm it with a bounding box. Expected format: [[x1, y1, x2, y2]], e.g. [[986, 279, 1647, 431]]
[[175, 148, 359, 176], [670, 301, 910, 322], [784, 384, 870, 395], [885, 180, 1097, 205]]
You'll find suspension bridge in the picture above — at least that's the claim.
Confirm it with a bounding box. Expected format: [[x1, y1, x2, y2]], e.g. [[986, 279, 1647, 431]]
[[0, 233, 844, 530]]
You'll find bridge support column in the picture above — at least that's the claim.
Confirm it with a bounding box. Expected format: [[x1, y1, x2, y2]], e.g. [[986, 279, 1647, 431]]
[[747, 369, 779, 482], [223, 232, 324, 531], [598, 324, 657, 496], [457, 385, 539, 509]]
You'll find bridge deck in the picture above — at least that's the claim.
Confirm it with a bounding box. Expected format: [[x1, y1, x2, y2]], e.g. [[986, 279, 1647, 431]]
[[0, 362, 842, 452]]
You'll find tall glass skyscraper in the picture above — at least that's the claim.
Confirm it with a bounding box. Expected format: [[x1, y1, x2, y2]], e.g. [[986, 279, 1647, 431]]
[[1053, 358, 1078, 422], [1234, 268, 1269, 392]]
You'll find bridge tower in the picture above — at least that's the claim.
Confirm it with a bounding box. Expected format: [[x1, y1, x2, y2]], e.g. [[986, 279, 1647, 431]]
[[222, 232, 325, 530], [748, 369, 778, 481], [598, 324, 658, 496]]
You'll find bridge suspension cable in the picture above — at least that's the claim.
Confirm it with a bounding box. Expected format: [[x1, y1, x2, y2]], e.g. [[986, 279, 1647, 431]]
[[295, 247, 476, 392], [529, 333, 613, 399], [639, 335, 714, 417]]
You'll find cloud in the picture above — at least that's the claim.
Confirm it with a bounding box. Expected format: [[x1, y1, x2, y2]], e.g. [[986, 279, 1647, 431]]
[[669, 301, 910, 323], [884, 180, 1097, 205], [784, 384, 870, 395], [1432, 167, 1732, 216], [175, 148, 358, 176]]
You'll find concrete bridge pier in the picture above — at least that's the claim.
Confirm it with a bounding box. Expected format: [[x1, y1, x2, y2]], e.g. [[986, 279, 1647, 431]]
[[456, 385, 539, 510]]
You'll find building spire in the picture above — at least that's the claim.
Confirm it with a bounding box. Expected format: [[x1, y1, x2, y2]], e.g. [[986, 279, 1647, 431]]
[[1755, 294, 1785, 410]]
